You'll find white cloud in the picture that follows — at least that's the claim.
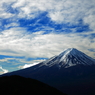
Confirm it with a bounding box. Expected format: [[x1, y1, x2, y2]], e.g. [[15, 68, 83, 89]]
[[0, 0, 95, 30], [0, 12, 14, 19], [83, 14, 95, 30], [0, 28, 95, 58], [18, 62, 40, 69], [4, 23, 19, 28], [0, 58, 15, 62], [0, 0, 95, 59], [0, 57, 46, 72], [0, 0, 16, 18], [17, 58, 46, 64], [0, 66, 8, 75], [13, 0, 95, 30]]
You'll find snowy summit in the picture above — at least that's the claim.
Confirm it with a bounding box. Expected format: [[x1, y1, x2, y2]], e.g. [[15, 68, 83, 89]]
[[42, 48, 95, 68]]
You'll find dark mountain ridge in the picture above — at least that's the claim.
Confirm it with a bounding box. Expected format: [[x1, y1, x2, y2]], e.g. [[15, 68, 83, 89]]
[[0, 75, 67, 95]]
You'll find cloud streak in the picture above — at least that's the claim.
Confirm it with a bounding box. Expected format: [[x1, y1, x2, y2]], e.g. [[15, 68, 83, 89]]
[[0, 56, 45, 73], [18, 62, 40, 69]]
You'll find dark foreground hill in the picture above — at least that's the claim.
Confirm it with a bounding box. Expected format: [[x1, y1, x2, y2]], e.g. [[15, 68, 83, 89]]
[[0, 75, 67, 95]]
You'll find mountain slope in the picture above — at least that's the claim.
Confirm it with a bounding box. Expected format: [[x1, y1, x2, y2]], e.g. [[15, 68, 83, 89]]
[[38, 48, 95, 68], [1, 48, 95, 95]]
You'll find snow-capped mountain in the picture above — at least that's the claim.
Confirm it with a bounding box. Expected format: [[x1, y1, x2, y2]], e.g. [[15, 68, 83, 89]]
[[37, 48, 95, 68], [1, 48, 95, 95], [59, 48, 95, 66], [1, 48, 95, 77]]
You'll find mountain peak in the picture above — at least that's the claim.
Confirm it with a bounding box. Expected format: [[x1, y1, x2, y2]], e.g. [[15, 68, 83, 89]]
[[68, 48, 78, 52], [57, 48, 95, 68], [58, 48, 79, 58], [64, 48, 77, 51], [41, 48, 95, 68]]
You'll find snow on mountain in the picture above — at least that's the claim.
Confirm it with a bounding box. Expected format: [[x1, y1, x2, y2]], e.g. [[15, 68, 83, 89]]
[[41, 48, 95, 68]]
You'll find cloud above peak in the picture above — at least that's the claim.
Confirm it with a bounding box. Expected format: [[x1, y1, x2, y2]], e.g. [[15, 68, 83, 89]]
[[0, 28, 95, 58]]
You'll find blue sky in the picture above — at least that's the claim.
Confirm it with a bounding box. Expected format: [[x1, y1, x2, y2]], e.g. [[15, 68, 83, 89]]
[[0, 0, 95, 74]]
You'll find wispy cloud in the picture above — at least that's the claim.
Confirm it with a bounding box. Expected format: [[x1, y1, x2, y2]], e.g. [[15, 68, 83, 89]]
[[0, 56, 46, 72], [0, 66, 8, 75], [0, 58, 15, 62], [4, 23, 19, 29], [18, 62, 40, 69]]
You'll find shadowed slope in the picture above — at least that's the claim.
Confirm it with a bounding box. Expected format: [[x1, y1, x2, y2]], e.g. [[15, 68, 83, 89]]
[[0, 75, 67, 95]]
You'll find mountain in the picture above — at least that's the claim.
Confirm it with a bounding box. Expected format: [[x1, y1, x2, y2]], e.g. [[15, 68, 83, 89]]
[[0, 75, 67, 95], [1, 48, 95, 95], [39, 48, 95, 68]]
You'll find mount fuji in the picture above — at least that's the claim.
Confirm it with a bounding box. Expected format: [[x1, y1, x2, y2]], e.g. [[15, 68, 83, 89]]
[[1, 48, 95, 95], [39, 48, 95, 68]]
